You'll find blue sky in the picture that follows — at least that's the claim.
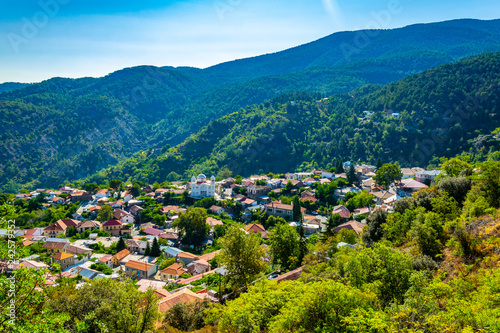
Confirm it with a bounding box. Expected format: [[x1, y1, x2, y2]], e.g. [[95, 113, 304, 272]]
[[0, 0, 499, 83]]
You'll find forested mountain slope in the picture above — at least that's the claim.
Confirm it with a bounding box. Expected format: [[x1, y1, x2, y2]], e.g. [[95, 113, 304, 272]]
[[84, 53, 500, 184], [2, 19, 500, 190]]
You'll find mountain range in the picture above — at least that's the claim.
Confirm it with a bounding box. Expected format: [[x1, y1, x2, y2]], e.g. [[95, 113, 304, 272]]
[[1, 18, 500, 190]]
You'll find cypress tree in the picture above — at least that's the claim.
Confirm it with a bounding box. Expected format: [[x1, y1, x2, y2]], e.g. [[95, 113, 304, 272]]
[[150, 237, 161, 257], [116, 237, 126, 252], [144, 242, 151, 256]]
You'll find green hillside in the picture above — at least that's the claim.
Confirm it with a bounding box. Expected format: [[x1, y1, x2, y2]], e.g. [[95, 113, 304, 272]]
[[84, 53, 500, 184], [2, 19, 500, 190]]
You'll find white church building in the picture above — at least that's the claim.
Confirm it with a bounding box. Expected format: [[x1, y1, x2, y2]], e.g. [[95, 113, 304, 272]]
[[189, 174, 216, 198]]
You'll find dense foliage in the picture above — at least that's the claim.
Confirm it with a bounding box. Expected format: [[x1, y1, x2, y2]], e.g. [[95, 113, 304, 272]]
[[3, 19, 500, 190], [86, 52, 500, 183]]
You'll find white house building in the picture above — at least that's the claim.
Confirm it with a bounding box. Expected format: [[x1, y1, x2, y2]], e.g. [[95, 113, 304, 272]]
[[189, 174, 216, 198]]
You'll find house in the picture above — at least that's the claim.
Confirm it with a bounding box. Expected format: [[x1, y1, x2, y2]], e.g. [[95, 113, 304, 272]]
[[125, 239, 149, 254], [159, 232, 179, 245], [50, 196, 65, 205], [206, 217, 224, 229], [209, 205, 224, 215], [106, 200, 125, 209], [247, 185, 271, 199], [189, 174, 216, 198], [264, 201, 306, 220], [157, 288, 206, 314], [102, 219, 123, 236], [42, 241, 69, 254], [136, 279, 167, 292], [24, 228, 44, 237], [177, 252, 199, 266], [95, 189, 109, 199], [285, 172, 311, 180], [51, 252, 74, 270], [77, 220, 101, 233], [99, 254, 113, 268], [43, 219, 80, 237], [65, 244, 92, 258], [160, 262, 185, 281], [78, 267, 100, 280], [120, 191, 134, 202], [129, 205, 144, 216], [125, 260, 157, 279], [371, 191, 394, 205], [144, 227, 163, 237], [302, 177, 318, 186], [332, 205, 351, 221], [112, 249, 130, 267], [140, 222, 156, 230], [334, 220, 366, 236], [274, 266, 304, 283], [401, 168, 416, 179], [353, 207, 371, 219], [164, 247, 183, 259], [398, 179, 428, 197], [244, 223, 266, 234], [12, 259, 49, 270], [113, 209, 135, 224], [301, 195, 317, 203], [241, 198, 257, 208], [415, 170, 441, 185], [160, 205, 180, 216], [186, 259, 211, 275], [70, 191, 92, 203]]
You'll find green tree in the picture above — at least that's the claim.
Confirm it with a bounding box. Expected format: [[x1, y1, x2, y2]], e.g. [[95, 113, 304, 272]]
[[116, 237, 126, 252], [362, 209, 387, 246], [441, 157, 473, 177], [268, 223, 301, 271], [347, 165, 357, 185], [218, 225, 267, 289], [130, 183, 141, 198], [292, 196, 302, 222], [373, 163, 401, 189], [150, 237, 161, 257], [163, 299, 214, 332], [109, 179, 122, 190], [173, 207, 209, 246], [284, 180, 294, 192], [144, 242, 151, 256], [322, 213, 341, 240], [97, 204, 113, 222]]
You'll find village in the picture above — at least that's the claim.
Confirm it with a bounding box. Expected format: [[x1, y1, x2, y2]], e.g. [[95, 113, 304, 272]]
[[2, 163, 441, 316]]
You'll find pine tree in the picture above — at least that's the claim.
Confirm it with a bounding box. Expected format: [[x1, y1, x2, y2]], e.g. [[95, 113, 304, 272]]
[[296, 223, 307, 266], [376, 157, 383, 170], [144, 242, 151, 256], [116, 237, 126, 252], [150, 237, 161, 257], [337, 159, 345, 173]]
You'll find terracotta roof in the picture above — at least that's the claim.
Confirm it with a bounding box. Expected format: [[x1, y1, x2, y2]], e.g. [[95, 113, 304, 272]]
[[43, 242, 67, 250], [301, 195, 317, 202], [159, 232, 179, 240], [157, 288, 205, 313], [274, 266, 304, 283], [144, 227, 163, 236], [113, 249, 130, 261], [52, 252, 73, 260], [103, 219, 123, 226], [99, 254, 113, 263], [206, 217, 224, 227], [332, 205, 351, 219], [400, 179, 428, 189], [209, 205, 223, 211], [264, 201, 306, 213], [199, 250, 221, 262], [22, 240, 34, 247], [125, 260, 154, 271], [177, 252, 199, 259], [334, 221, 366, 235], [161, 263, 184, 276], [244, 223, 266, 234], [154, 288, 171, 299]]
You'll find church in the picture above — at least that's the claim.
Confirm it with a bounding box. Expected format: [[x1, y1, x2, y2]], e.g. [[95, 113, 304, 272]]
[[189, 174, 216, 198]]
